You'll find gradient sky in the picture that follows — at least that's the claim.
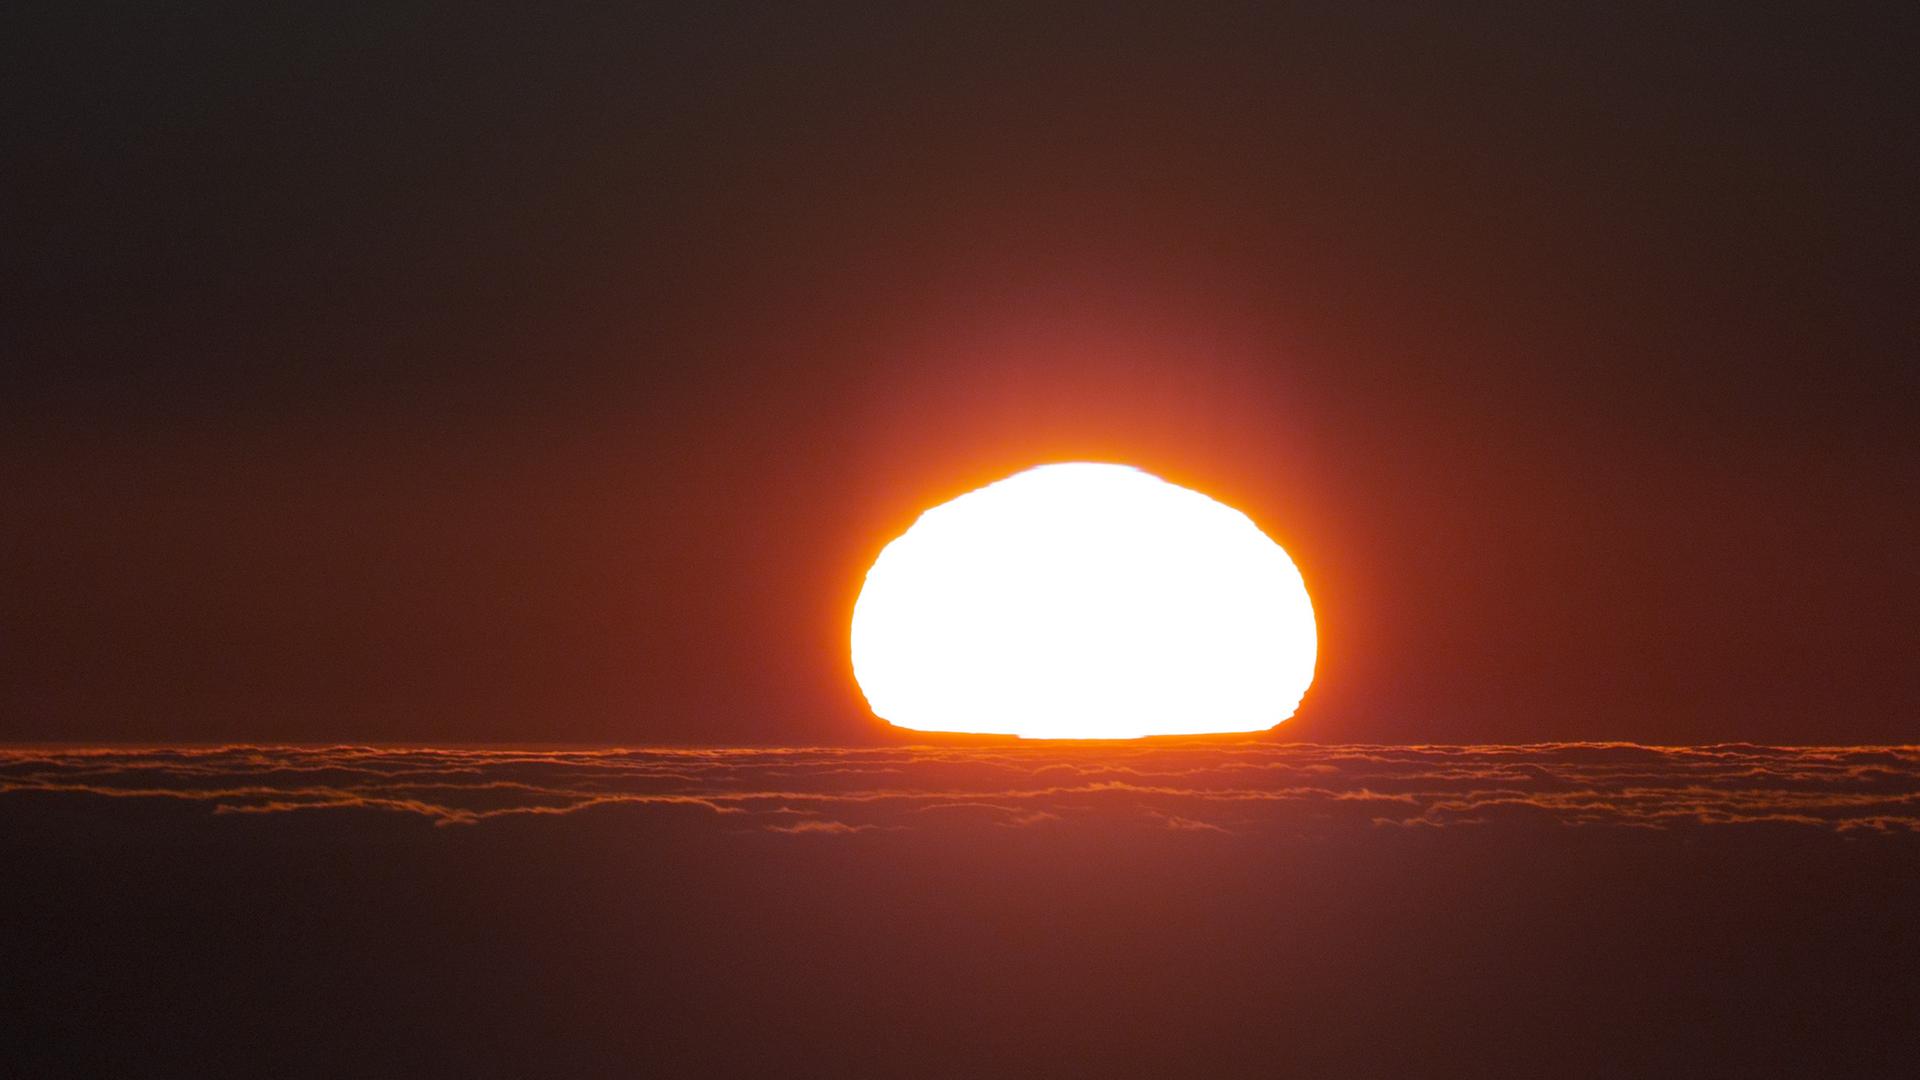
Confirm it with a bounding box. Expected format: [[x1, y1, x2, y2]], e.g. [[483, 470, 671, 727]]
[[5, 3, 1915, 745]]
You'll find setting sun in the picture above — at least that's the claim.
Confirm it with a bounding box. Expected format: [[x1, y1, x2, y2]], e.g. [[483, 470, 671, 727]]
[[851, 463, 1317, 738]]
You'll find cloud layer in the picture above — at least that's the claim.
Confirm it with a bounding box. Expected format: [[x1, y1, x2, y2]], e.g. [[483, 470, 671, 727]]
[[5, 742, 1917, 835]]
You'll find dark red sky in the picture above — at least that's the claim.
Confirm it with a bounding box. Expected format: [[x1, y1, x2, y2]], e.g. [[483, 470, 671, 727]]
[[5, 3, 1915, 744]]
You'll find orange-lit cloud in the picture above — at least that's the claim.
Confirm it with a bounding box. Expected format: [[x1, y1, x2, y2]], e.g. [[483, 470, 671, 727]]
[[4, 743, 1917, 835]]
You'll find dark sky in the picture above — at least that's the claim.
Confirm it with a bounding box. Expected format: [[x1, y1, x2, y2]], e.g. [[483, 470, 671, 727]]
[[10, 743, 1919, 1077], [5, 2, 1915, 745]]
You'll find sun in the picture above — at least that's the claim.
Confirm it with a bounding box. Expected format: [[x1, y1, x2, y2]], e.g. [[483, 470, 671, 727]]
[[850, 462, 1317, 739]]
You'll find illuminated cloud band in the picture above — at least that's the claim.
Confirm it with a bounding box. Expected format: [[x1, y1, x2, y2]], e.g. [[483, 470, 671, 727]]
[[4, 743, 1917, 835]]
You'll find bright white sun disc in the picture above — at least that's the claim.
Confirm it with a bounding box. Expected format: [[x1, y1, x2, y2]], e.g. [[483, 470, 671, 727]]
[[850, 463, 1317, 738]]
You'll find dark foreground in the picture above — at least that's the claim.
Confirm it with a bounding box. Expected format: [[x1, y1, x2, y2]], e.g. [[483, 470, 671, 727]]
[[4, 743, 1917, 1078]]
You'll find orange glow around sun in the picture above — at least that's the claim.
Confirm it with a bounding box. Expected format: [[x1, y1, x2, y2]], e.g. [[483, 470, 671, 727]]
[[851, 463, 1317, 738]]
